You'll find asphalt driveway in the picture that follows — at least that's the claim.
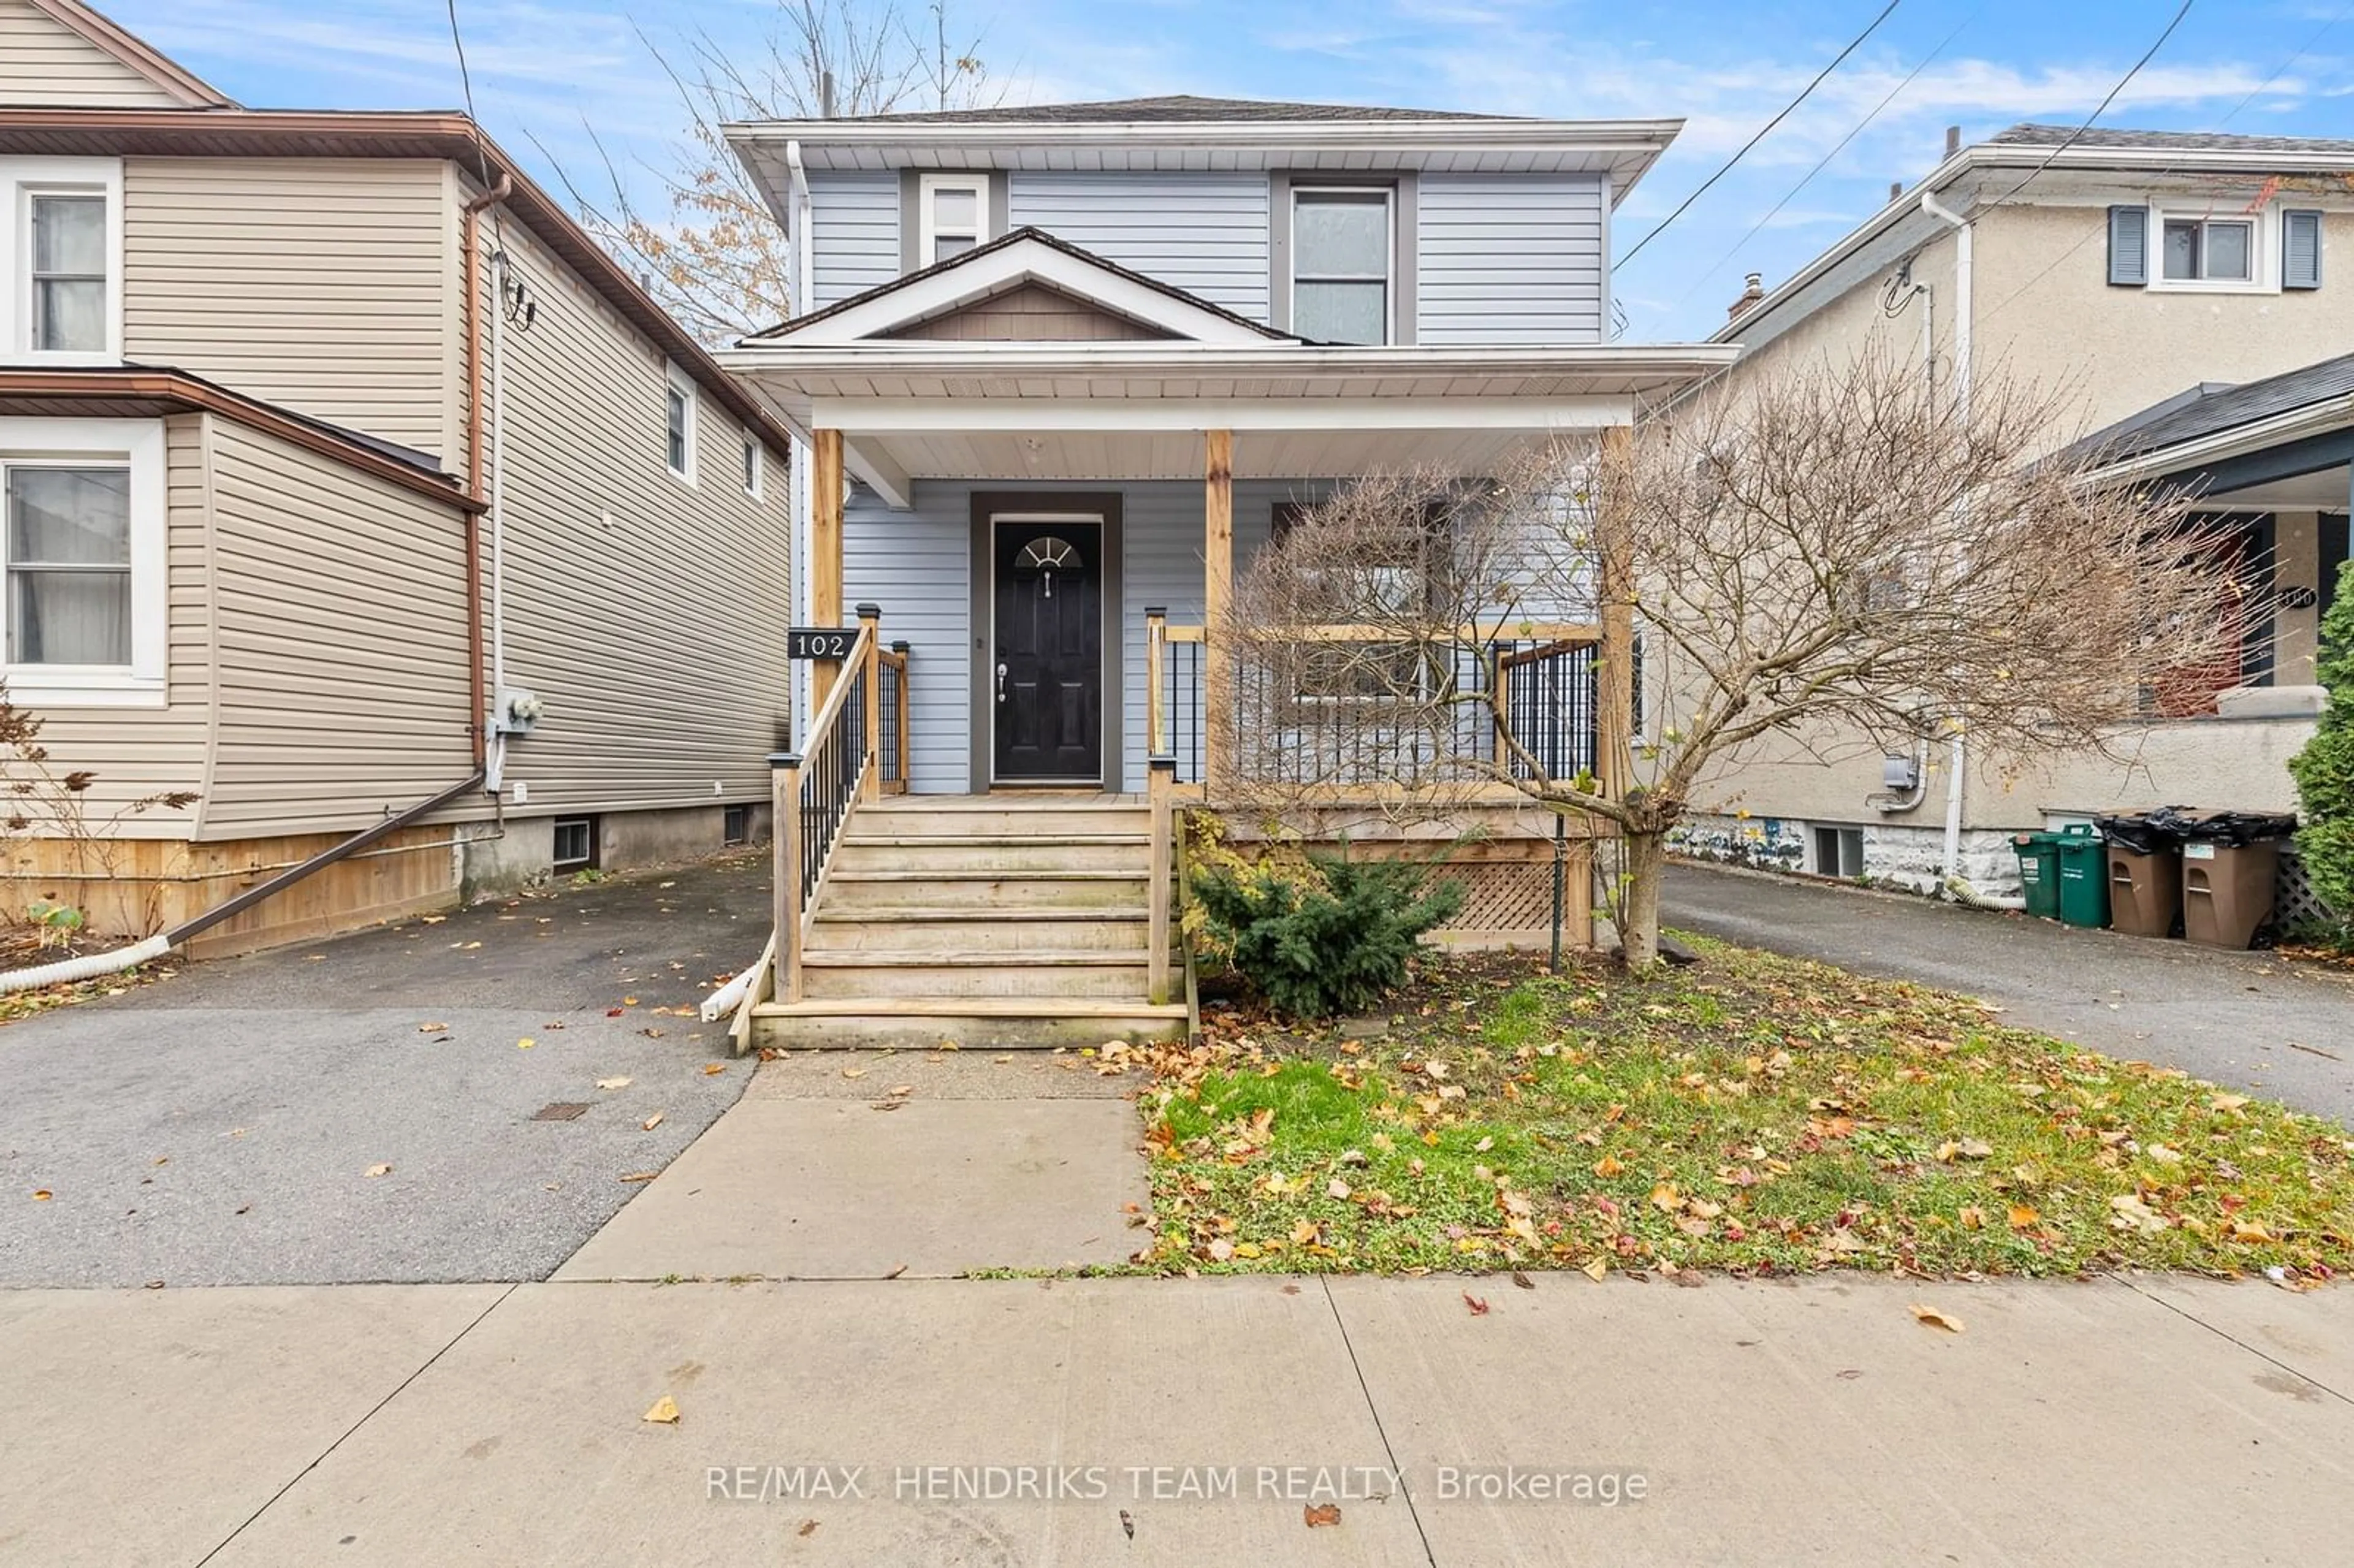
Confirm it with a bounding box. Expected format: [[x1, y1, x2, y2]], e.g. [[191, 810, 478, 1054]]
[[1665, 860, 2354, 1127], [0, 853, 772, 1288]]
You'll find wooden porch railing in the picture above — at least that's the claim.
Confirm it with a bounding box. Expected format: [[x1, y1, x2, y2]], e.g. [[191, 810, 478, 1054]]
[[769, 606, 908, 1005]]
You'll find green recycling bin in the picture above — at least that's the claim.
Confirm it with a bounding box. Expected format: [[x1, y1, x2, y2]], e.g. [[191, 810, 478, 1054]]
[[2054, 823, 2111, 929], [2013, 831, 2062, 921]]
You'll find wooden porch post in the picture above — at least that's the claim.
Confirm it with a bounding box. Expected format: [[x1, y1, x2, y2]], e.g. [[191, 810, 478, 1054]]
[[809, 427, 845, 713], [1147, 756, 1175, 1005], [1596, 424, 1637, 802], [1202, 429, 1233, 792], [771, 750, 804, 1002], [856, 603, 883, 803]]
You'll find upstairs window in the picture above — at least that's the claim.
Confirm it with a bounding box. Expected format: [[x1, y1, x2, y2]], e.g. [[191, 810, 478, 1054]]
[[919, 174, 987, 266], [741, 434, 761, 498], [2108, 204, 2320, 293], [4, 158, 121, 362], [664, 363, 696, 482], [29, 194, 105, 353], [1292, 188, 1392, 344]]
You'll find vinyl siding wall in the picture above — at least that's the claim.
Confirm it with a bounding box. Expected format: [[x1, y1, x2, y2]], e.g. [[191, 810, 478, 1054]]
[[468, 211, 793, 816], [2, 413, 210, 834], [843, 477, 1309, 794], [808, 170, 901, 308], [199, 416, 475, 835], [121, 158, 457, 460], [1415, 172, 1607, 346], [0, 0, 186, 108], [1008, 172, 1273, 321]]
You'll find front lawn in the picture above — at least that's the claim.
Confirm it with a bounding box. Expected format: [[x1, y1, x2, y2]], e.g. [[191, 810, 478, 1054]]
[[1127, 938, 2354, 1281]]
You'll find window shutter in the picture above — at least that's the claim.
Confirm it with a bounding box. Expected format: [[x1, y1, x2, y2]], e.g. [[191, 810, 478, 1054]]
[[2284, 209, 2323, 289], [2107, 205, 2149, 286]]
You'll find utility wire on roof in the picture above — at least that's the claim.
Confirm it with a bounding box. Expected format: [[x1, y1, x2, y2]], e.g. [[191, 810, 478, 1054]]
[[1616, 0, 1906, 273], [1675, 3, 1983, 313], [1977, 0, 2196, 211]]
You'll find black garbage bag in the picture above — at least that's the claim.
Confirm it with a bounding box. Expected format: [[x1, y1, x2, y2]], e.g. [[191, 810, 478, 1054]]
[[2141, 805, 2299, 847], [2096, 810, 2193, 856]]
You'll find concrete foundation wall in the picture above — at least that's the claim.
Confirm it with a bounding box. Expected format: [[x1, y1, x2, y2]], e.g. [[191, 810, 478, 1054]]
[[1674, 813, 2020, 898]]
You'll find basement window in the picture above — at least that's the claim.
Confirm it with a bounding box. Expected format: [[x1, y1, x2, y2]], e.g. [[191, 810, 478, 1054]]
[[552, 816, 597, 872], [722, 804, 748, 845], [1812, 826, 1865, 880]]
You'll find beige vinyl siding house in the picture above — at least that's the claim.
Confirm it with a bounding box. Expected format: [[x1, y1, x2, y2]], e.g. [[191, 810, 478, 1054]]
[[122, 158, 460, 461], [1683, 124, 2350, 897], [0, 0, 794, 953], [0, 0, 196, 109]]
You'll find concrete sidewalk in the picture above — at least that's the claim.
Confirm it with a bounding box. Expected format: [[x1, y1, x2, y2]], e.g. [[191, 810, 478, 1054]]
[[4, 1272, 2347, 1566], [1665, 860, 2354, 1126]]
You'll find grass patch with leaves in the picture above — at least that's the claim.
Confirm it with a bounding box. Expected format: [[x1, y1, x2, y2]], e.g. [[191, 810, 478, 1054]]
[[1132, 938, 2354, 1282]]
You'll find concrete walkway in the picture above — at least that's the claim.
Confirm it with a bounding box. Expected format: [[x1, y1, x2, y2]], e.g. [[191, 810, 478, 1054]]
[[6, 1271, 2347, 1566], [1665, 860, 2354, 1126]]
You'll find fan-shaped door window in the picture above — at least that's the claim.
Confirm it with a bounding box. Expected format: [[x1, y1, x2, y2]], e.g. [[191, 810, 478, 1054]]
[[1013, 535, 1083, 598]]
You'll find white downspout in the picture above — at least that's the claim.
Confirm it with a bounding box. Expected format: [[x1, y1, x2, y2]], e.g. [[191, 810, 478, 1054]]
[[484, 245, 512, 795], [1921, 192, 1973, 899], [785, 139, 815, 744]]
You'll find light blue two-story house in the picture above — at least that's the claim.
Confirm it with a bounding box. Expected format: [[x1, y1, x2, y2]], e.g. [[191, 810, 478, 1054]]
[[714, 96, 1733, 1046]]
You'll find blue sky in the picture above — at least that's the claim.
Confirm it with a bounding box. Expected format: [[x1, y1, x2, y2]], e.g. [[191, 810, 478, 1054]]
[[94, 0, 2354, 340]]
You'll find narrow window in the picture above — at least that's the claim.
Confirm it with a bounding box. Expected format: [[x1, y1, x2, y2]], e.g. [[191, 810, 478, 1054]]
[[741, 435, 761, 497], [722, 803, 748, 845], [919, 174, 987, 266], [552, 816, 597, 871], [6, 464, 131, 665], [2156, 212, 2257, 285], [29, 193, 106, 353], [1292, 188, 1392, 344], [663, 365, 695, 481]]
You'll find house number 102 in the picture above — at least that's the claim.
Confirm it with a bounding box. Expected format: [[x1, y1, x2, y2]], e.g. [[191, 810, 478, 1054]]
[[787, 629, 856, 660]]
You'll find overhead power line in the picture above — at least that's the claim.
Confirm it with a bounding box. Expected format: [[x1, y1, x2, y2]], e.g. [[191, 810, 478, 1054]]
[[1617, 0, 1906, 272], [1979, 0, 2197, 211]]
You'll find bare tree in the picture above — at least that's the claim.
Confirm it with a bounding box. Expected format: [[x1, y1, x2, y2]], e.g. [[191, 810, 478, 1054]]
[[1217, 350, 2242, 969], [547, 1, 997, 343]]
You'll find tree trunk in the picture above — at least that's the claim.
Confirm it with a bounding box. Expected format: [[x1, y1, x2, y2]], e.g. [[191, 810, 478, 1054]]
[[1617, 829, 1667, 970]]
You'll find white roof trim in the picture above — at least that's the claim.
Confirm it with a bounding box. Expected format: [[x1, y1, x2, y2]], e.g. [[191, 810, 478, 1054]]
[[722, 341, 1739, 379], [729, 116, 1678, 160], [747, 235, 1276, 348]]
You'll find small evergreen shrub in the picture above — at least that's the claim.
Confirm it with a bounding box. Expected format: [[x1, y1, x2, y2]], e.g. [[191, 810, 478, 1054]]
[[1191, 848, 1464, 1018], [2289, 569, 2354, 946]]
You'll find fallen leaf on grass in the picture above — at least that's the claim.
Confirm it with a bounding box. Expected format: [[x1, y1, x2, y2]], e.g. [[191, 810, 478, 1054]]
[[1910, 1304, 1964, 1334], [641, 1112, 665, 1132], [2006, 1203, 2040, 1230], [1463, 1292, 1490, 1316], [365, 1164, 392, 1178], [1303, 1504, 1341, 1529], [1582, 1256, 1609, 1282], [1208, 1238, 1235, 1262], [642, 1395, 680, 1425], [596, 1076, 632, 1091]]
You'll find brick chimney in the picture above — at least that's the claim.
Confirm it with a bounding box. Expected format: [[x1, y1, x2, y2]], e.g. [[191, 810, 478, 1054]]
[[1728, 272, 1765, 321]]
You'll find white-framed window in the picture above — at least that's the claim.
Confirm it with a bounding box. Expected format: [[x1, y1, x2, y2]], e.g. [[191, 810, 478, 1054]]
[[663, 363, 696, 482], [0, 418, 166, 706], [741, 433, 761, 499], [2159, 208, 2260, 289], [918, 173, 988, 267], [1292, 186, 1393, 345], [3, 158, 123, 365]]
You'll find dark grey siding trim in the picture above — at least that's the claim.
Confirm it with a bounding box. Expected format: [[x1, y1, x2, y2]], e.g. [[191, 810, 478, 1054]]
[[1269, 171, 1292, 332], [900, 170, 1012, 275]]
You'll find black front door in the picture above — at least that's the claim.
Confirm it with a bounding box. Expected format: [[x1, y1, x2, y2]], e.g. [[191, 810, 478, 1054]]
[[993, 519, 1103, 783]]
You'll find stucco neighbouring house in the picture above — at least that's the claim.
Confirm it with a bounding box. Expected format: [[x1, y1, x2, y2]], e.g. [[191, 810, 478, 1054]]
[[1685, 123, 2348, 897], [0, 0, 794, 952]]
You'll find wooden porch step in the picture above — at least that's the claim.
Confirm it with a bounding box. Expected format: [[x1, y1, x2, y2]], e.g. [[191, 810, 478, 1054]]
[[748, 996, 1187, 1051], [831, 840, 1148, 875], [839, 832, 1149, 847], [853, 805, 1149, 837], [807, 910, 1151, 953], [798, 953, 1158, 1000], [823, 869, 1149, 909]]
